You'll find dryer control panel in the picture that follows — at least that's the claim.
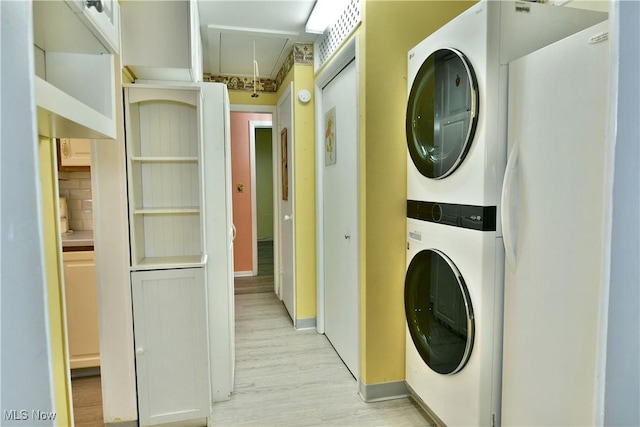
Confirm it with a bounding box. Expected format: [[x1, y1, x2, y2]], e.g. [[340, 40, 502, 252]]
[[407, 200, 496, 231]]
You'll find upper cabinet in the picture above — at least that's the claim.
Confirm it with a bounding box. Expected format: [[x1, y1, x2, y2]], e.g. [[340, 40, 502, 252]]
[[59, 138, 92, 169], [66, 0, 120, 54], [121, 0, 202, 82], [32, 0, 119, 139]]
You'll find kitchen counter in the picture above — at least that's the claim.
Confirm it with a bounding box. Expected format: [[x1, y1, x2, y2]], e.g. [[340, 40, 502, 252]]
[[61, 230, 94, 248]]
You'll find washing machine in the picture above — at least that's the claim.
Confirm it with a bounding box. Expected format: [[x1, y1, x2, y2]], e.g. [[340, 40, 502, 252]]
[[405, 207, 504, 426], [406, 1, 607, 208]]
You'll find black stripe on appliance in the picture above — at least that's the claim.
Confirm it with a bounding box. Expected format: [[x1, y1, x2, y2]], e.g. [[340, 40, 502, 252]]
[[407, 200, 496, 231]]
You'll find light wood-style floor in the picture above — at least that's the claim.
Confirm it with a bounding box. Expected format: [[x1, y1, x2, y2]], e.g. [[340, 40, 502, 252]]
[[212, 292, 433, 426], [234, 240, 275, 295], [71, 374, 104, 426], [72, 240, 432, 426]]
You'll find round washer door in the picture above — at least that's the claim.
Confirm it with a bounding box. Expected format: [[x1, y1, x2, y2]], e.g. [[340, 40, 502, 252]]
[[406, 48, 479, 179], [405, 248, 474, 375]]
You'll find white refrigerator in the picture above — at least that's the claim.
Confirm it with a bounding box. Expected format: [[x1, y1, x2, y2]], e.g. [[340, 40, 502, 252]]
[[500, 21, 613, 426]]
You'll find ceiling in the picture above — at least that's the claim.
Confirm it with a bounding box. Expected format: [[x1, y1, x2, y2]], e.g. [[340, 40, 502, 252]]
[[198, 0, 319, 79]]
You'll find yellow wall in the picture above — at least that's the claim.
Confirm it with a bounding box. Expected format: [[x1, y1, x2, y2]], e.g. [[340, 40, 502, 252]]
[[228, 90, 278, 106], [277, 70, 294, 101], [292, 64, 317, 319], [39, 137, 71, 426], [274, 62, 317, 320], [122, 69, 133, 84], [566, 0, 609, 12], [222, 65, 316, 320], [360, 0, 475, 384]]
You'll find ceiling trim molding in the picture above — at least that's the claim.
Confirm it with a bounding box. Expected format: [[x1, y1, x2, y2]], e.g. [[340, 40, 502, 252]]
[[274, 43, 314, 90]]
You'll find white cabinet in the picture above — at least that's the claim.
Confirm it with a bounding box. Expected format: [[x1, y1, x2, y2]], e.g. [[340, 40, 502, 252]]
[[131, 268, 210, 427], [32, 0, 118, 139], [66, 0, 120, 54], [125, 84, 211, 426], [124, 85, 205, 270], [63, 250, 100, 370], [125, 83, 235, 424], [121, 0, 202, 82], [59, 138, 92, 167]]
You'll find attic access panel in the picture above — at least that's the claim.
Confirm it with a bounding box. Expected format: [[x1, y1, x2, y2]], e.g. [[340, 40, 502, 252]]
[[206, 29, 294, 79]]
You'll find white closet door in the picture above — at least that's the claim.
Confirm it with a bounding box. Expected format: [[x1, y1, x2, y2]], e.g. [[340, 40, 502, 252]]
[[277, 85, 295, 321], [322, 60, 359, 378], [132, 268, 210, 426]]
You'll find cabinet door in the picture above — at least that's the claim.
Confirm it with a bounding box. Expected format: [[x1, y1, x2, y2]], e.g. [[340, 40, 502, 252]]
[[121, 0, 200, 82], [63, 251, 100, 369], [66, 0, 120, 54], [60, 138, 92, 167], [132, 268, 210, 426]]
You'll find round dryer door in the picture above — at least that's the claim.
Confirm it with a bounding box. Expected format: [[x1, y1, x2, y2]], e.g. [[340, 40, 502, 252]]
[[405, 249, 474, 375], [406, 48, 479, 179]]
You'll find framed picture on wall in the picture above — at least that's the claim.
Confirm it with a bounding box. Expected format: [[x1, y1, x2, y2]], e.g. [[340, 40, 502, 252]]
[[281, 128, 288, 201], [325, 107, 336, 166]]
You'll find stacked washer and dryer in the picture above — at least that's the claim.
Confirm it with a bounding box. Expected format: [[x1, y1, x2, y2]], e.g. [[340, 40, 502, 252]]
[[404, 2, 607, 426]]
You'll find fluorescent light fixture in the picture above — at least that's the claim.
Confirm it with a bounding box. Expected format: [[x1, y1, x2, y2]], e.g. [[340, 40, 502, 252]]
[[305, 0, 340, 34]]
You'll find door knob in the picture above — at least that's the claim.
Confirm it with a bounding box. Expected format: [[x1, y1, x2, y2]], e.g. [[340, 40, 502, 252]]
[[136, 347, 144, 355], [284, 215, 292, 221]]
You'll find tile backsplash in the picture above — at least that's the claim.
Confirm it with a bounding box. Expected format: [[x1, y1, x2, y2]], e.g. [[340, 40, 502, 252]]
[[58, 171, 93, 231]]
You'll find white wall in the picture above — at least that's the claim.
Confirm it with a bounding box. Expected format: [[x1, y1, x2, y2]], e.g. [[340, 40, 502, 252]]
[[92, 52, 138, 422], [1, 1, 55, 423], [603, 1, 640, 425]]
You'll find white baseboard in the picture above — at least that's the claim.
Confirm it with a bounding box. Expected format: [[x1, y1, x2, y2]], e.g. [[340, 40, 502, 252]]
[[234, 271, 254, 278]]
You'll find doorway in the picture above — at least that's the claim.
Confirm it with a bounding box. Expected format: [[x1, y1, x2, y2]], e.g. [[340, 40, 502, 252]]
[[50, 139, 104, 425], [233, 120, 275, 294], [254, 126, 275, 286], [229, 108, 281, 298]]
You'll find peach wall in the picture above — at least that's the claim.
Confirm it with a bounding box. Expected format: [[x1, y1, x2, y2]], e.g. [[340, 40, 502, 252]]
[[230, 111, 272, 273]]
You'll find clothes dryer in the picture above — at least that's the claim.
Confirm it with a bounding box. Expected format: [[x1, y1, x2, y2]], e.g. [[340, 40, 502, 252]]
[[405, 204, 503, 426], [406, 1, 606, 209]]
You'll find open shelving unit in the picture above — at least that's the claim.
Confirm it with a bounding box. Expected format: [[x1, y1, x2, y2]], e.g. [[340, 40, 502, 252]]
[[32, 0, 119, 139], [124, 86, 205, 270]]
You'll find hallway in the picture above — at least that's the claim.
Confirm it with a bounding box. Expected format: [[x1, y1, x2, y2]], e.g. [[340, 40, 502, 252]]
[[234, 240, 275, 295], [212, 292, 433, 426], [72, 239, 433, 426]]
